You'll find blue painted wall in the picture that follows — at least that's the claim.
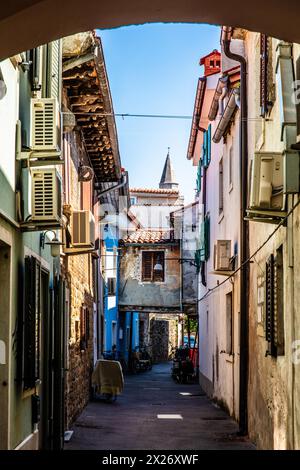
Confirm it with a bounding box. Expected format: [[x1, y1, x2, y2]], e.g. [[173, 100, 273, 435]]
[[103, 223, 119, 354], [118, 311, 139, 364]]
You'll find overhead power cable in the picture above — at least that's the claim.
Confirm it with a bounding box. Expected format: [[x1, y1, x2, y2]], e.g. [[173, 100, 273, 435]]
[[198, 196, 300, 303], [62, 111, 266, 121]]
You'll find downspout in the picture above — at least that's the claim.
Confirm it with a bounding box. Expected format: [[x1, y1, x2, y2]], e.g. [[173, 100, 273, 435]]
[[222, 26, 249, 435], [96, 171, 128, 199]]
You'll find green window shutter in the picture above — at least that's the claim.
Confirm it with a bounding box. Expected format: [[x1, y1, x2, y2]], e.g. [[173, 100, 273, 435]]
[[47, 40, 61, 100], [23, 256, 41, 389], [203, 132, 208, 168], [204, 214, 210, 260], [199, 221, 205, 262], [207, 124, 211, 165], [196, 159, 202, 193]]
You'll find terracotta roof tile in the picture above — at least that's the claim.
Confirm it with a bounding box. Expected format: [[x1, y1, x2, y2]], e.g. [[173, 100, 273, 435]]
[[121, 229, 173, 244], [130, 188, 179, 194]]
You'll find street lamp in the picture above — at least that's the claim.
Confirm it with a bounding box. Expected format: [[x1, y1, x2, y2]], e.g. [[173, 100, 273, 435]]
[[40, 230, 64, 258], [153, 263, 163, 272]]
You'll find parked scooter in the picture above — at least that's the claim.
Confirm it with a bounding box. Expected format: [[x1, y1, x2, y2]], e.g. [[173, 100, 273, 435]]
[[131, 346, 152, 373], [171, 346, 194, 384]]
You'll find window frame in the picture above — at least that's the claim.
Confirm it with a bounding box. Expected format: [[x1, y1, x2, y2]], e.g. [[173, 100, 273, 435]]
[[141, 250, 165, 283]]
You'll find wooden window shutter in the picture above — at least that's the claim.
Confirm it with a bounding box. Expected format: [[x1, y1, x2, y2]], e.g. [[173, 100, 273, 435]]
[[47, 40, 61, 100], [142, 252, 153, 281], [23, 256, 41, 389]]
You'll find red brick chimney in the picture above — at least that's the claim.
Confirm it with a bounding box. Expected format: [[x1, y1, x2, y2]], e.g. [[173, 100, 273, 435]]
[[200, 49, 221, 76]]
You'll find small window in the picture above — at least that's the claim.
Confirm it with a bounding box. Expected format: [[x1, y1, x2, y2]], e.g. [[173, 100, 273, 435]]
[[142, 251, 165, 282], [107, 277, 116, 296], [130, 197, 137, 205], [210, 60, 214, 67], [216, 60, 221, 67], [80, 306, 89, 351], [112, 321, 117, 347], [219, 159, 224, 214], [226, 292, 233, 355]]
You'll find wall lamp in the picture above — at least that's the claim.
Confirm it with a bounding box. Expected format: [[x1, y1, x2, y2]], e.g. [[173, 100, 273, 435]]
[[40, 230, 64, 258]]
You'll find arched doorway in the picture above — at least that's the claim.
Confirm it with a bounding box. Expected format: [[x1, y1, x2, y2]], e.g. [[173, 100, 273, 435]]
[[0, 0, 299, 59]]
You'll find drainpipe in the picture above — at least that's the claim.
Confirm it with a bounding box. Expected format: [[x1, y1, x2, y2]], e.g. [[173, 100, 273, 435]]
[[221, 26, 249, 435], [95, 171, 128, 199]]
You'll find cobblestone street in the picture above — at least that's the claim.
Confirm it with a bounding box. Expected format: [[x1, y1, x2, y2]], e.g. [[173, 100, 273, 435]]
[[65, 363, 255, 450]]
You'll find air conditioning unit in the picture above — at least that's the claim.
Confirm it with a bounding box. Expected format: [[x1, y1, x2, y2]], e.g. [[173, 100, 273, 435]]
[[70, 210, 95, 247], [249, 151, 284, 210], [214, 240, 231, 271], [31, 168, 62, 222], [30, 98, 61, 152]]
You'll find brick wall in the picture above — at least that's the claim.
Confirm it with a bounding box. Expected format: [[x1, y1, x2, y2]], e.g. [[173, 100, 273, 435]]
[[63, 130, 95, 428]]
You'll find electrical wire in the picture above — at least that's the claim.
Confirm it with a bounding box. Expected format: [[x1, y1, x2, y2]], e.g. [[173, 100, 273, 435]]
[[62, 111, 267, 121], [198, 196, 300, 303]]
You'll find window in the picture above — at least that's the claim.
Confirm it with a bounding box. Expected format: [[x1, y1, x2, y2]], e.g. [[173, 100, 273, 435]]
[[216, 60, 221, 68], [130, 196, 137, 206], [265, 246, 284, 357], [219, 159, 224, 214], [107, 277, 116, 296], [229, 147, 233, 190], [226, 292, 233, 355], [112, 321, 117, 347], [210, 60, 214, 67], [141, 251, 165, 282], [80, 306, 90, 351]]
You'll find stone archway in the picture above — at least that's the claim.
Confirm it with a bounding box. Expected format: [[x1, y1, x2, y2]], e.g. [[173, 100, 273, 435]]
[[0, 0, 299, 59]]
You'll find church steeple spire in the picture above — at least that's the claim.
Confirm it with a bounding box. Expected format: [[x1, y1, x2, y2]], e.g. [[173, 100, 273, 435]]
[[159, 148, 179, 190]]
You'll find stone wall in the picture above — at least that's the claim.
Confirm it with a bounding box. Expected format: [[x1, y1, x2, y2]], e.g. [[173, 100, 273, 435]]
[[139, 313, 178, 363]]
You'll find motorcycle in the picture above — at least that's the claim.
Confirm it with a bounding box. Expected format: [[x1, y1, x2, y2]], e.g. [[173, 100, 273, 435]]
[[171, 346, 194, 384], [131, 346, 152, 373]]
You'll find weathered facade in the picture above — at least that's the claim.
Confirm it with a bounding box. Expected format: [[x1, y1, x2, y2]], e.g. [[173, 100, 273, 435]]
[[186, 44, 242, 418], [245, 32, 300, 449]]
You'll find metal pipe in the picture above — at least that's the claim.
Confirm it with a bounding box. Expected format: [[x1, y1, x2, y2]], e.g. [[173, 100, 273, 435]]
[[222, 26, 249, 435], [96, 171, 128, 199]]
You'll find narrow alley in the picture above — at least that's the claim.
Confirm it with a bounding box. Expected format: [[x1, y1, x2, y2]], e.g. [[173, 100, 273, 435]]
[[65, 364, 254, 450]]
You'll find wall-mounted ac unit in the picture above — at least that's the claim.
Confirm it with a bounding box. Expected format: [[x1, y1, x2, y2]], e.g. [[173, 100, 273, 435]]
[[30, 98, 61, 153], [249, 151, 284, 210], [31, 168, 62, 222], [71, 210, 95, 247], [214, 240, 231, 271]]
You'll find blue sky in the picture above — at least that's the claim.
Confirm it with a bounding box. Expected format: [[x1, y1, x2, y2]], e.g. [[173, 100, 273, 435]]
[[98, 24, 220, 203]]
